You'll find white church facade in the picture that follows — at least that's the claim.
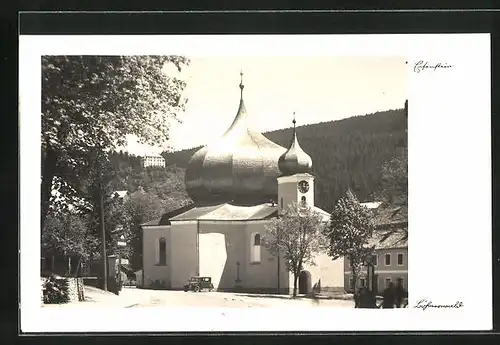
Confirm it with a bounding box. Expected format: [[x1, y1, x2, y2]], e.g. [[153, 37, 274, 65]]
[[141, 75, 344, 294]]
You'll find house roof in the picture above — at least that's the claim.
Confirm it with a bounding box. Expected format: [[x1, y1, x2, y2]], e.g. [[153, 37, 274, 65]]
[[361, 201, 408, 228], [372, 204, 408, 229], [360, 200, 408, 249], [368, 228, 408, 250], [361, 201, 383, 209]]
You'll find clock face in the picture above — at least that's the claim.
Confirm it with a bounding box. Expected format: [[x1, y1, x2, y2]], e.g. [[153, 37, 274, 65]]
[[298, 180, 309, 193]]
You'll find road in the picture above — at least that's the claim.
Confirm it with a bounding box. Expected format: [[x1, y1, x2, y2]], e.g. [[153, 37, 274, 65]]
[[119, 287, 355, 308]]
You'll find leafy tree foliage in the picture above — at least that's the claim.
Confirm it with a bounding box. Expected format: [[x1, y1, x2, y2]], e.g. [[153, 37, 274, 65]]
[[41, 55, 189, 228], [123, 190, 166, 270], [263, 203, 327, 297], [378, 147, 408, 207], [42, 211, 97, 259], [323, 189, 375, 296]]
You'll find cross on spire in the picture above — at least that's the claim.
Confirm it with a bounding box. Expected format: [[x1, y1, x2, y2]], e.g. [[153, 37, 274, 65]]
[[292, 112, 296, 127], [239, 69, 244, 99]]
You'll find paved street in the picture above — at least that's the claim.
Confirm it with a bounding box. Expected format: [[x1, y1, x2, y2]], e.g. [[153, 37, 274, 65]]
[[119, 287, 355, 308]]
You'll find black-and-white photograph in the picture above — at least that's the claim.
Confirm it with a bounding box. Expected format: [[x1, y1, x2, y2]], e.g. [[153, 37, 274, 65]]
[[19, 32, 491, 333], [39, 55, 408, 310]]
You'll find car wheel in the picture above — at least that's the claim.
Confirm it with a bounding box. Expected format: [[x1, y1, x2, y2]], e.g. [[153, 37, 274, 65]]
[[193, 286, 200, 292], [183, 286, 189, 292]]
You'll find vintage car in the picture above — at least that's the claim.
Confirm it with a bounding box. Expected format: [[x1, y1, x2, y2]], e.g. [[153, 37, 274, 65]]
[[183, 276, 214, 292]]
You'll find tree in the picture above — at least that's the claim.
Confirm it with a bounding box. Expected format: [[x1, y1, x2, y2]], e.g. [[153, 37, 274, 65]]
[[378, 147, 408, 206], [323, 189, 375, 303], [42, 210, 98, 274], [123, 189, 166, 270], [263, 203, 327, 297], [41, 55, 189, 228]]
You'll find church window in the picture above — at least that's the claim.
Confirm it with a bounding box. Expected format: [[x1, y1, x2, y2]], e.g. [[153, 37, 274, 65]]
[[251, 233, 261, 263], [301, 195, 307, 206], [158, 237, 166, 265], [254, 234, 261, 246]]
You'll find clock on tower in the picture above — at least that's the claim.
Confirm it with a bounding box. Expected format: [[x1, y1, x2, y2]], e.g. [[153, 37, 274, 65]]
[[298, 180, 309, 193]]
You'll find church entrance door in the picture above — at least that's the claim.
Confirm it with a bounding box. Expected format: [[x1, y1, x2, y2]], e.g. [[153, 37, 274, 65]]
[[298, 270, 311, 294]]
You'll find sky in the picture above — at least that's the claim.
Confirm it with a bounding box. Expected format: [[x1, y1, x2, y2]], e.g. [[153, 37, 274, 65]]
[[126, 56, 408, 154]]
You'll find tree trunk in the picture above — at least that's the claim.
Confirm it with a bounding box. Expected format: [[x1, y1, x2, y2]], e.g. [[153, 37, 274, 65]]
[[41, 149, 57, 229], [74, 255, 82, 277], [293, 273, 299, 298], [352, 268, 358, 308]]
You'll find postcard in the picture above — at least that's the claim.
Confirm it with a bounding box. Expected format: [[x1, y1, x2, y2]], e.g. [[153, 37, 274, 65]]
[[19, 33, 491, 333]]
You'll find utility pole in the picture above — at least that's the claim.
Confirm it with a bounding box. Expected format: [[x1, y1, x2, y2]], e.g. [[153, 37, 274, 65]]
[[277, 247, 280, 294], [100, 191, 108, 291]]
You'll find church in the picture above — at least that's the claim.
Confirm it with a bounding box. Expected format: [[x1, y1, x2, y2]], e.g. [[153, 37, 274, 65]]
[[140, 75, 344, 294]]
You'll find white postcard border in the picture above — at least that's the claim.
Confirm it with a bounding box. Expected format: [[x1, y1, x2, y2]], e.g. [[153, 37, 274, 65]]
[[19, 33, 492, 332]]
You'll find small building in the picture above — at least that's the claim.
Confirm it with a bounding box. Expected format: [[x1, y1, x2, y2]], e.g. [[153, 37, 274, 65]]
[[141, 154, 166, 168], [112, 190, 129, 200], [344, 203, 408, 294]]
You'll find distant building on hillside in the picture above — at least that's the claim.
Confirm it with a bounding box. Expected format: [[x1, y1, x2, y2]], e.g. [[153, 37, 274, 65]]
[[344, 202, 408, 294], [112, 190, 129, 200], [142, 154, 166, 168]]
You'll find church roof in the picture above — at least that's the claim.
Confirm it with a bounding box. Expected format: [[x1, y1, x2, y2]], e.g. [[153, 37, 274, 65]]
[[313, 206, 331, 222], [278, 114, 313, 176], [140, 202, 195, 227], [170, 202, 278, 222], [185, 73, 286, 206]]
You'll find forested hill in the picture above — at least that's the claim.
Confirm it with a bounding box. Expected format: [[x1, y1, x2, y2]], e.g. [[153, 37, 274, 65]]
[[164, 108, 407, 212]]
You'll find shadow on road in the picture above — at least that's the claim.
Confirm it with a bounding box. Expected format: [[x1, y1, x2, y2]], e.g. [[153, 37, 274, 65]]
[[234, 293, 293, 300], [234, 293, 333, 301]]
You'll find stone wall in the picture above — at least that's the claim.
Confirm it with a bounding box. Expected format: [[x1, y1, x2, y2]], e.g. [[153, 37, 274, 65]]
[[41, 277, 85, 303], [83, 277, 121, 295]]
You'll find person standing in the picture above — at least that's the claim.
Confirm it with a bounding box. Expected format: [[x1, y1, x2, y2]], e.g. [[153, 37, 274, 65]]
[[395, 278, 406, 308], [382, 282, 396, 308]]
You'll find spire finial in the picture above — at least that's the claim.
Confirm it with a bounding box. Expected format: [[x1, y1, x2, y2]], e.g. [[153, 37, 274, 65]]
[[292, 112, 296, 128], [239, 69, 244, 99]]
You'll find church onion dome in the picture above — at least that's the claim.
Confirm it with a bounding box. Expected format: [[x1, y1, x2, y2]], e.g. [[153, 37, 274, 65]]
[[185, 72, 286, 206], [278, 114, 313, 176]]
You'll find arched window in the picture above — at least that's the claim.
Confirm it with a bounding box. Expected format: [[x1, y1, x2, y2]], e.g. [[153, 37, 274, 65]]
[[158, 237, 166, 265], [251, 233, 261, 263], [254, 234, 261, 246], [301, 195, 307, 207]]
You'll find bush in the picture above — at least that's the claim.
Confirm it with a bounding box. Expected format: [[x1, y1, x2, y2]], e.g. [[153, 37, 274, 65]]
[[43, 275, 70, 304]]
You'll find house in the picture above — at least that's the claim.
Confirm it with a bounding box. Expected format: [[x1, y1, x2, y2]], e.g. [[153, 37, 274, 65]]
[[140, 75, 344, 294], [141, 154, 166, 168], [344, 203, 408, 294], [112, 190, 129, 200]]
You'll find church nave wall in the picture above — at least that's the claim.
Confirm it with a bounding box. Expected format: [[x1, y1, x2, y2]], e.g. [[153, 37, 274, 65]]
[[142, 225, 172, 288], [170, 222, 198, 289]]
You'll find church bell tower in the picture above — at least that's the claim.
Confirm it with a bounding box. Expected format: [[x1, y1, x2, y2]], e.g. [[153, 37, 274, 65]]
[[277, 113, 315, 214]]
